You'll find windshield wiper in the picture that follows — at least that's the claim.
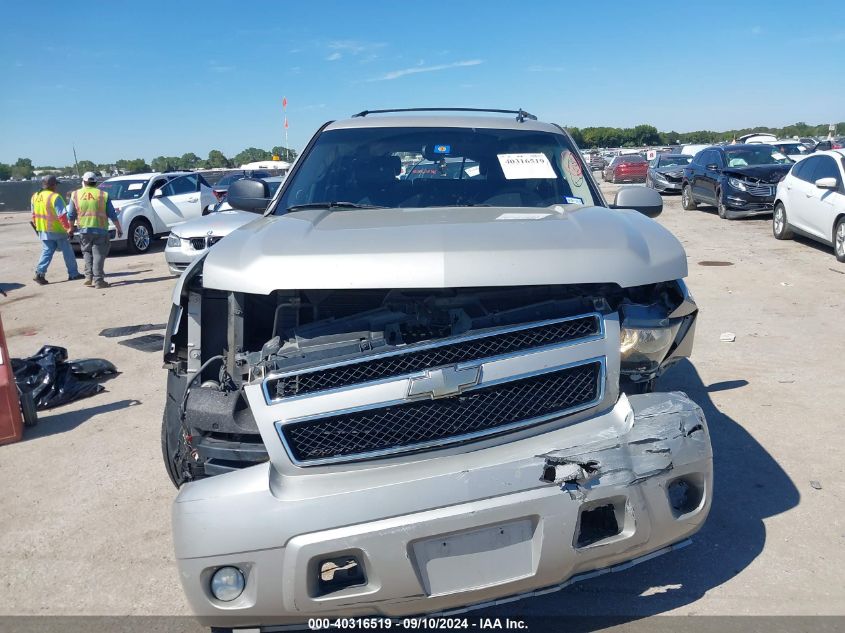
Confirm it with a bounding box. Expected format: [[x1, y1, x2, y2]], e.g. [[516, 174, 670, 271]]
[[286, 201, 385, 212]]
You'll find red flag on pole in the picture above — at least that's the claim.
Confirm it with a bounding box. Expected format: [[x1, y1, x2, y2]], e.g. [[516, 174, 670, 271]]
[[284, 117, 289, 129], [282, 96, 288, 109]]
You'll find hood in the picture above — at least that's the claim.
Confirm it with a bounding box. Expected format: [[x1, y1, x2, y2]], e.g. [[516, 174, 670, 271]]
[[723, 164, 791, 183], [201, 205, 688, 294], [169, 210, 257, 238], [654, 165, 686, 175]]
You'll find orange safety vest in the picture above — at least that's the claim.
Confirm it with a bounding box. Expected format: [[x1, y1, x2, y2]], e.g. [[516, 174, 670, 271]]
[[71, 186, 109, 230], [31, 190, 67, 234]]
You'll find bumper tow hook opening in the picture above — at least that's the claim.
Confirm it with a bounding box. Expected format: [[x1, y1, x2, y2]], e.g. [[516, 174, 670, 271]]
[[316, 556, 366, 596], [576, 503, 622, 547]]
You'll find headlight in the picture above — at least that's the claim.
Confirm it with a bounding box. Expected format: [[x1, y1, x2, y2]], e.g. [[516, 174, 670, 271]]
[[166, 233, 181, 247], [210, 566, 245, 602], [727, 177, 747, 192], [620, 325, 680, 372]]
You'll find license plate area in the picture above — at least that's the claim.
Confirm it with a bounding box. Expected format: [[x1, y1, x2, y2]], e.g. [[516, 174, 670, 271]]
[[411, 518, 537, 596]]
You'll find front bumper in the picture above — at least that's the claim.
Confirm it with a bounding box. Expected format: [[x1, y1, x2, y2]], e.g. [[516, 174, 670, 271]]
[[165, 241, 205, 275], [650, 174, 683, 192], [723, 194, 775, 217], [172, 391, 712, 627]]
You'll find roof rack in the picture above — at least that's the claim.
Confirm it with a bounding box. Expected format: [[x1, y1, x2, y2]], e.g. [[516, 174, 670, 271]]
[[351, 107, 538, 122]]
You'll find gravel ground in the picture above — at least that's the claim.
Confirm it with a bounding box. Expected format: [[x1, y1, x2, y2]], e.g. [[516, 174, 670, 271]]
[[0, 181, 843, 618]]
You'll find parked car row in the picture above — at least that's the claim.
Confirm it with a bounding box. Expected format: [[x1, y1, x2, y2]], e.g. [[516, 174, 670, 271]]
[[667, 142, 844, 261]]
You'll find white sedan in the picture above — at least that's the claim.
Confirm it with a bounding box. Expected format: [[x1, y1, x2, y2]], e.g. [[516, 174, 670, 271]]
[[81, 172, 216, 254], [773, 149, 845, 262]]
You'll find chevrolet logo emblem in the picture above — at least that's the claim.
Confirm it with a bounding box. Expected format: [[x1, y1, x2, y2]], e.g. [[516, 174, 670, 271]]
[[407, 365, 481, 399]]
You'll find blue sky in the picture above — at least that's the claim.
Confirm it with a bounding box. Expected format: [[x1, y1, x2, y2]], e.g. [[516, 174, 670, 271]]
[[1, 0, 844, 166]]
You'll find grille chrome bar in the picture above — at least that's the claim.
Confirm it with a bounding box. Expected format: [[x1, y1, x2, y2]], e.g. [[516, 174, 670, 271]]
[[263, 313, 603, 402], [277, 358, 604, 466]]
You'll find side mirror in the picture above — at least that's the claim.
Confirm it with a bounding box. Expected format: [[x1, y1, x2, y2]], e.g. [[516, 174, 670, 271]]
[[227, 178, 271, 213], [153, 188, 164, 198], [815, 177, 838, 190], [706, 163, 719, 171], [610, 186, 663, 218]]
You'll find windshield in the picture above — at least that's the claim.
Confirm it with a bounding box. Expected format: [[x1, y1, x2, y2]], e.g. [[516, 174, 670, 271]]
[[214, 174, 246, 188], [616, 155, 646, 164], [773, 143, 808, 155], [657, 156, 691, 167], [274, 126, 599, 213], [98, 179, 148, 200], [724, 145, 793, 167]]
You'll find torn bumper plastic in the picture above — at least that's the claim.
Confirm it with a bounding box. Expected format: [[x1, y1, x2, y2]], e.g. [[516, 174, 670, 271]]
[[172, 391, 712, 627]]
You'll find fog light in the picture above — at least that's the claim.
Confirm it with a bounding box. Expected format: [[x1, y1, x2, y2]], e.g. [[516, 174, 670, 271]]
[[210, 566, 245, 602]]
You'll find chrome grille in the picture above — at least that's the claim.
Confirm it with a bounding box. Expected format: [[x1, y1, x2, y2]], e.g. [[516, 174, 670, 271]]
[[746, 183, 774, 197], [281, 361, 602, 464], [267, 315, 601, 399]]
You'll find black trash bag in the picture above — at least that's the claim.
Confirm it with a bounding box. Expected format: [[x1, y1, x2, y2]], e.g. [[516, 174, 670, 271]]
[[69, 358, 118, 379], [11, 345, 112, 410]]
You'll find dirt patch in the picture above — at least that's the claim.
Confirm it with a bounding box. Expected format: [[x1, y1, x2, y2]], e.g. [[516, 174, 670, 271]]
[[6, 326, 39, 337]]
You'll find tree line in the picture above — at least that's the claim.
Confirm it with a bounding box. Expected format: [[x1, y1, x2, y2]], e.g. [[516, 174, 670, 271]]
[[2, 121, 842, 180], [567, 121, 843, 149], [0, 146, 298, 181]]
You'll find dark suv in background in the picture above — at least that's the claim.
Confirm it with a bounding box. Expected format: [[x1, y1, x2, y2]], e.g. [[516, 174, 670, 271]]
[[681, 144, 792, 219]]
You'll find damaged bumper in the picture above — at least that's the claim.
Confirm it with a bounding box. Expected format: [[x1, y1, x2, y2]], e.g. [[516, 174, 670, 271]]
[[172, 391, 712, 627]]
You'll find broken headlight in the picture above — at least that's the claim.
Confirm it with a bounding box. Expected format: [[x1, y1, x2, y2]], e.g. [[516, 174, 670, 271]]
[[619, 300, 684, 379], [727, 177, 748, 192], [620, 324, 680, 373]]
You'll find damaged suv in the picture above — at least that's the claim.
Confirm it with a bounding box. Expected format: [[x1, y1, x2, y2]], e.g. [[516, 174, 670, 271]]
[[163, 108, 712, 628]]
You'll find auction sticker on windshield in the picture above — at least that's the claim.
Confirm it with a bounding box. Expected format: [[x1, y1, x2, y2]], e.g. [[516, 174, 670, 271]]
[[498, 153, 556, 179], [127, 183, 144, 191]]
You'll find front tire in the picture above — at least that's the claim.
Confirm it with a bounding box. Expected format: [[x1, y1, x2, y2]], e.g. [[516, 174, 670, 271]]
[[716, 190, 730, 219], [773, 202, 794, 240], [835, 217, 845, 263], [126, 218, 153, 254], [682, 184, 697, 210]]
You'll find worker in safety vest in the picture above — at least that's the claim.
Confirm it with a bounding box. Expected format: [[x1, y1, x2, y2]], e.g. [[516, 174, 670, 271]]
[[67, 172, 123, 288], [31, 174, 83, 285]]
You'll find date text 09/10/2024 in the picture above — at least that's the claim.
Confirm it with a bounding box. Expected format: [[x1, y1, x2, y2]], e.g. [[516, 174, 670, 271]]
[[308, 617, 528, 630]]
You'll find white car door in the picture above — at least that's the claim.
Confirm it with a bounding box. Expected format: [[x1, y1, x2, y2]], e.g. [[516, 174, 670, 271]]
[[150, 174, 204, 230], [803, 155, 845, 241], [785, 156, 819, 235]]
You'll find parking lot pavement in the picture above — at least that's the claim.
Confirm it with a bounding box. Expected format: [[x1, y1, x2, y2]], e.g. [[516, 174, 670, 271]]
[[0, 184, 843, 617]]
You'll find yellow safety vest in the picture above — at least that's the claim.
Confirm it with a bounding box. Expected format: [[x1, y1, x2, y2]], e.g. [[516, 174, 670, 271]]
[[72, 186, 109, 230], [31, 190, 66, 234]]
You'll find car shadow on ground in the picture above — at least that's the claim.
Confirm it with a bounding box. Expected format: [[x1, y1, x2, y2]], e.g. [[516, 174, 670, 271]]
[[22, 398, 142, 440], [480, 359, 799, 622], [106, 269, 152, 278], [108, 275, 176, 287]]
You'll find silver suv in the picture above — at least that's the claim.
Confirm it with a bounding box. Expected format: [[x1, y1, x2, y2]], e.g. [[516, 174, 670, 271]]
[[163, 108, 712, 626]]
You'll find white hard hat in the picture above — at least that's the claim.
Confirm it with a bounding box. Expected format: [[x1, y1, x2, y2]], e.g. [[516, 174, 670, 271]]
[[82, 171, 97, 183]]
